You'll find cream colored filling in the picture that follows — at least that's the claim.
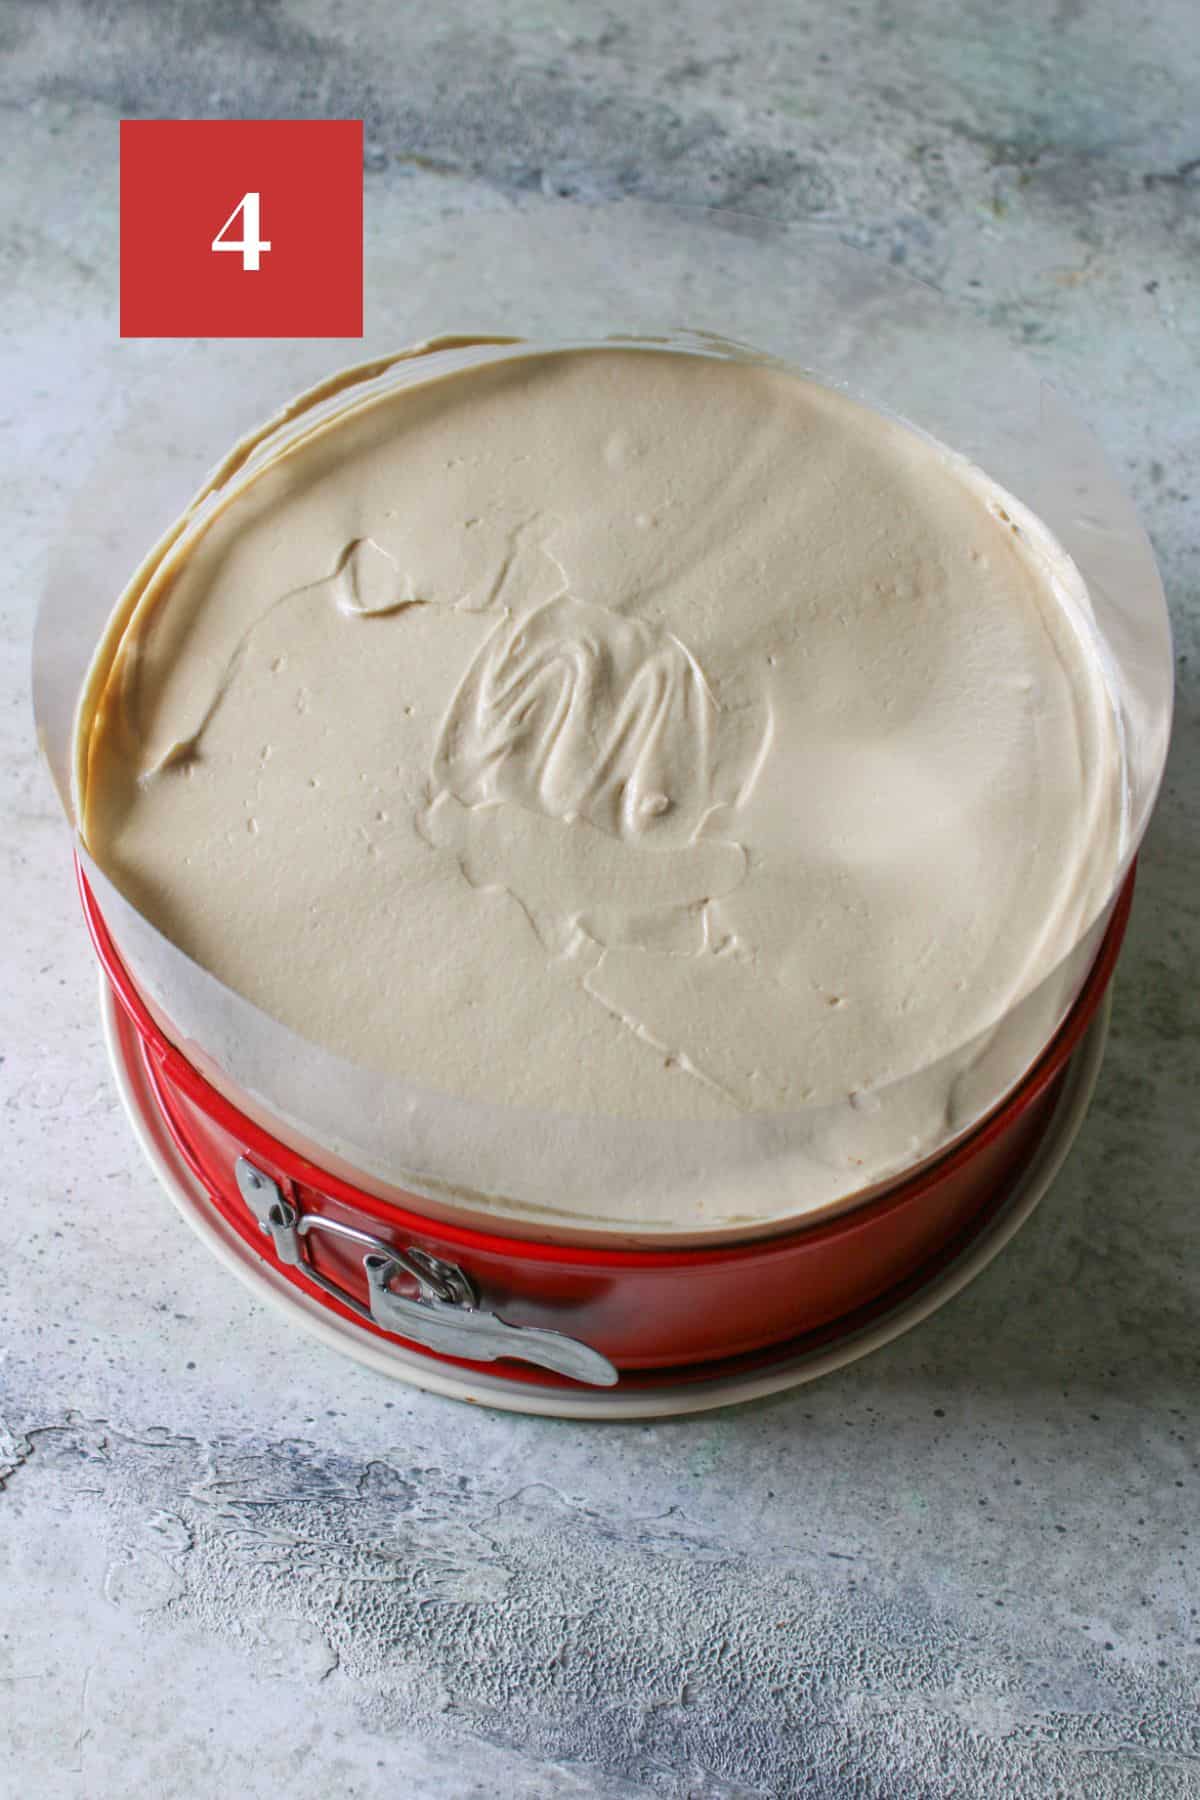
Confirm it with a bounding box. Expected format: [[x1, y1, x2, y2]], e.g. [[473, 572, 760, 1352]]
[[81, 345, 1124, 1153]]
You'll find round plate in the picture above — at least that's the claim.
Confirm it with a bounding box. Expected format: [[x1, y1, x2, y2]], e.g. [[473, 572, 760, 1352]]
[[101, 974, 1110, 1419]]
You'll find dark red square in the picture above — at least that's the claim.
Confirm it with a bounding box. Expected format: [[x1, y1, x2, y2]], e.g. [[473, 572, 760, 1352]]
[[120, 119, 363, 338]]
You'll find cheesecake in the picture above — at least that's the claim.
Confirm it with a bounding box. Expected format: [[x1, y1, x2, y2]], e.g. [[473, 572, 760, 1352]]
[[77, 341, 1125, 1228]]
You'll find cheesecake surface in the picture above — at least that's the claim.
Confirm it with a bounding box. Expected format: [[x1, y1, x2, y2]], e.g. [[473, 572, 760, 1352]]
[[81, 343, 1124, 1138]]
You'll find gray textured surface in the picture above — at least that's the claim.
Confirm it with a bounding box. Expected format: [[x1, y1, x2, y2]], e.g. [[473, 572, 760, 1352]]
[[2, 3, 1199, 1796]]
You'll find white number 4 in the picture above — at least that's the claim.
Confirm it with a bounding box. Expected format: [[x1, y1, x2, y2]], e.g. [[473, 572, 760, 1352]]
[[211, 191, 272, 272]]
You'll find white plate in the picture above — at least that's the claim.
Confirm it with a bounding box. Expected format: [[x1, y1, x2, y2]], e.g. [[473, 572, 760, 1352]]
[[101, 974, 1110, 1420]]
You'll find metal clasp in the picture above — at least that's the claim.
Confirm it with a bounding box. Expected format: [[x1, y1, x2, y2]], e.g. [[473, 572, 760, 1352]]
[[234, 1158, 619, 1387]]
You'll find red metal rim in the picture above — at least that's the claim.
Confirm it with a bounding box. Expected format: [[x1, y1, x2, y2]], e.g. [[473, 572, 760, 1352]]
[[78, 856, 1134, 1270], [104, 965, 1109, 1395]]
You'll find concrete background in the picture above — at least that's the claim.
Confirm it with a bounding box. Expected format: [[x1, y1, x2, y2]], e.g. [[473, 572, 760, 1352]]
[[2, 2, 1198, 1795]]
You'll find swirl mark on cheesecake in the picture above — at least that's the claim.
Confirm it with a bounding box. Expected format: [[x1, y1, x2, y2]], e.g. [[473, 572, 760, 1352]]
[[431, 594, 723, 848]]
